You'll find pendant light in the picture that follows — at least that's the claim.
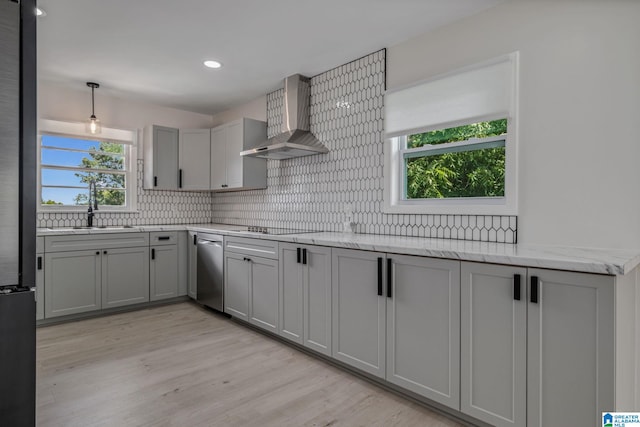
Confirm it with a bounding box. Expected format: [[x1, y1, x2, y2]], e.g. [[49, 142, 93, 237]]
[[86, 82, 102, 135]]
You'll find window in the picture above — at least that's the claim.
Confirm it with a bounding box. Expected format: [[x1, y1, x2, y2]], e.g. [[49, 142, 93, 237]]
[[38, 120, 137, 211], [384, 53, 518, 215]]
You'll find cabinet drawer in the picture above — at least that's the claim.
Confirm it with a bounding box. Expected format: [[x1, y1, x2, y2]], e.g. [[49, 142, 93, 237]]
[[45, 232, 150, 252], [150, 231, 178, 246], [225, 237, 278, 259]]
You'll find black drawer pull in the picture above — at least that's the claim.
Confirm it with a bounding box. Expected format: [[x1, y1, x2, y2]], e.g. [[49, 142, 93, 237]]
[[151, 249, 155, 260], [158, 236, 171, 241], [514, 274, 521, 301], [377, 257, 383, 296], [531, 276, 539, 304], [37, 256, 42, 270], [302, 248, 307, 265], [193, 234, 197, 245], [154, 176, 158, 187], [387, 258, 393, 298], [96, 251, 100, 255], [297, 248, 301, 264], [103, 250, 107, 255]]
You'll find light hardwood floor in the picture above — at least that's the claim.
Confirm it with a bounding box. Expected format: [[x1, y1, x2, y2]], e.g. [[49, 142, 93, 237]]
[[37, 302, 464, 427]]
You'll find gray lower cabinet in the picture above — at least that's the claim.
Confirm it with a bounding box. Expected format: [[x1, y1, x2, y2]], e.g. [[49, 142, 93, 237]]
[[150, 244, 179, 301], [187, 231, 197, 299], [249, 256, 278, 333], [331, 248, 386, 378], [44, 249, 102, 318], [386, 254, 460, 409], [102, 247, 150, 309], [224, 251, 250, 320], [35, 252, 44, 321], [279, 243, 332, 355], [461, 262, 614, 427]]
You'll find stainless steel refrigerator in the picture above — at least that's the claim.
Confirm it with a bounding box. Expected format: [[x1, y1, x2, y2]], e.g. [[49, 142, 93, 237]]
[[0, 0, 37, 426]]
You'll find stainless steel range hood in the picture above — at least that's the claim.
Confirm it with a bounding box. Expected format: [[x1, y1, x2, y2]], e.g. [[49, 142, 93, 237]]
[[241, 74, 328, 160]]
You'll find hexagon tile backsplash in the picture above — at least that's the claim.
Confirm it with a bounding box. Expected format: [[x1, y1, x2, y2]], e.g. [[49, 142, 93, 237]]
[[211, 50, 518, 243]]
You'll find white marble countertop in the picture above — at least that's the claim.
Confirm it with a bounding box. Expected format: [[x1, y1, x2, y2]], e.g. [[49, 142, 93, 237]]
[[38, 223, 640, 276]]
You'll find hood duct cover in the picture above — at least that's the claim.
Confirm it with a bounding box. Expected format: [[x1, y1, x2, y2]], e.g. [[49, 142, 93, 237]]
[[241, 74, 328, 160]]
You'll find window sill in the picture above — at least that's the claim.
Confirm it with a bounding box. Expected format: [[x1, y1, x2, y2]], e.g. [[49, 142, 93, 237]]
[[38, 209, 140, 214]]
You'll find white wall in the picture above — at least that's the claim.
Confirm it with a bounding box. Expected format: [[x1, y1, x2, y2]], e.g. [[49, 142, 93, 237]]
[[388, 0, 640, 250], [38, 81, 214, 159], [211, 95, 267, 127]]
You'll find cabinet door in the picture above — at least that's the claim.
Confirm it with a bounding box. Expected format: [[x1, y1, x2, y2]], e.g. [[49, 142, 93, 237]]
[[279, 243, 303, 344], [150, 245, 178, 301], [332, 248, 386, 378], [224, 252, 250, 320], [249, 256, 279, 333], [527, 269, 614, 427], [152, 125, 179, 189], [460, 262, 526, 426], [303, 245, 332, 356], [44, 250, 101, 318], [225, 121, 243, 189], [35, 253, 44, 320], [102, 247, 150, 309], [187, 231, 197, 299], [210, 125, 227, 189], [179, 129, 210, 190], [386, 255, 460, 409]]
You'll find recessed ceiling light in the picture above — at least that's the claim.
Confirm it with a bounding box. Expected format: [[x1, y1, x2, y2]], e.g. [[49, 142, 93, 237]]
[[203, 60, 222, 69], [35, 7, 46, 17]]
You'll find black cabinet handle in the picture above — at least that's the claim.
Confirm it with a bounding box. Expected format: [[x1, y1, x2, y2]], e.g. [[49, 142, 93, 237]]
[[297, 248, 301, 264], [531, 276, 539, 304], [243, 257, 252, 262], [37, 256, 42, 270], [158, 236, 170, 241], [179, 169, 183, 188], [221, 184, 228, 188], [514, 274, 521, 301], [193, 234, 197, 245], [96, 251, 100, 255], [302, 248, 307, 265], [377, 257, 383, 296], [154, 176, 158, 187], [387, 258, 393, 298], [103, 250, 107, 255], [151, 248, 155, 260]]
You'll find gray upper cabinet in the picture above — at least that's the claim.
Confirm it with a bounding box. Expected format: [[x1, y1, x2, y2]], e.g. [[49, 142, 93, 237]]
[[279, 243, 332, 355], [460, 262, 527, 427], [332, 248, 386, 378], [527, 268, 614, 427], [179, 129, 211, 190], [102, 246, 150, 309], [144, 125, 179, 189], [386, 254, 460, 409], [210, 118, 267, 191]]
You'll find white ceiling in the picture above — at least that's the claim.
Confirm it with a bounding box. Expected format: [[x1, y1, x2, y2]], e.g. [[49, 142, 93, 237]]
[[36, 0, 504, 115]]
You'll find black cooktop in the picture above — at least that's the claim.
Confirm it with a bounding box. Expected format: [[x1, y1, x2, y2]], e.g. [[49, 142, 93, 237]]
[[243, 226, 318, 235]]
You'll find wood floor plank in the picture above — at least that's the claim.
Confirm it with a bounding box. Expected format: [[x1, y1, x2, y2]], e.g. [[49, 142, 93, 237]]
[[37, 302, 464, 427]]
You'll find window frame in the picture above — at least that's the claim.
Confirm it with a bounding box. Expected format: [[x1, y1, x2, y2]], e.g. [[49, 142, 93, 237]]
[[37, 119, 138, 212], [383, 54, 519, 216]]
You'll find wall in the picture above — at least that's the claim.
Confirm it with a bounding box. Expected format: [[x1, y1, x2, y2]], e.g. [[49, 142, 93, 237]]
[[211, 96, 266, 127], [37, 81, 213, 227], [212, 51, 517, 243], [388, 0, 640, 250]]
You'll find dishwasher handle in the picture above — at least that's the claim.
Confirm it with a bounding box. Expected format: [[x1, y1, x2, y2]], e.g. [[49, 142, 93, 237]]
[[198, 240, 222, 248]]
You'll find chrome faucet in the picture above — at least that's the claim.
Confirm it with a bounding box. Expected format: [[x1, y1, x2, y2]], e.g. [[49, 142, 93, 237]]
[[87, 180, 98, 227]]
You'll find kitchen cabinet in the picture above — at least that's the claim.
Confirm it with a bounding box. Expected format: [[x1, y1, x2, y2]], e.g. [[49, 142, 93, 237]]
[[331, 248, 386, 378], [210, 118, 267, 191], [386, 254, 460, 409], [44, 233, 151, 318], [35, 237, 44, 321], [102, 246, 150, 309], [143, 125, 179, 190], [187, 231, 198, 299], [179, 129, 211, 190], [44, 249, 102, 318], [279, 243, 332, 355], [460, 262, 614, 427], [150, 232, 179, 301], [224, 237, 279, 332]]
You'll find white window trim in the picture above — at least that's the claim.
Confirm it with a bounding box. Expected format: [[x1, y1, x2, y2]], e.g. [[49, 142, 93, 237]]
[[37, 119, 138, 212], [383, 53, 519, 216]]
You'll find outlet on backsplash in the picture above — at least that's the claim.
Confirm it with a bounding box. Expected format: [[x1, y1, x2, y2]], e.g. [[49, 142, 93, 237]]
[[343, 203, 355, 233]]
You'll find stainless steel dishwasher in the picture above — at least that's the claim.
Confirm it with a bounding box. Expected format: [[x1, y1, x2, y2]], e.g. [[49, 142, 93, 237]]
[[196, 233, 224, 312]]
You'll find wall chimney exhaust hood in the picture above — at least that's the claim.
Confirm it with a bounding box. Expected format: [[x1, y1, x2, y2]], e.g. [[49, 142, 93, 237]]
[[241, 74, 328, 160]]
